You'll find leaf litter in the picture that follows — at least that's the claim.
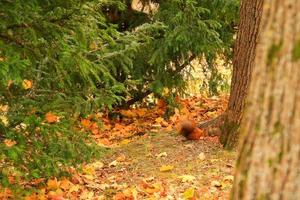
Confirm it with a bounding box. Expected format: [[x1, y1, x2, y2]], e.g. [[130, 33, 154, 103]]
[[2, 95, 236, 199]]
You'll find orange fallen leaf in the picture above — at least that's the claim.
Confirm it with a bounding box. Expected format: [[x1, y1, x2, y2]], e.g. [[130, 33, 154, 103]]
[[45, 112, 59, 124], [47, 178, 60, 191], [4, 139, 16, 147], [48, 195, 65, 200], [81, 119, 92, 129], [59, 178, 72, 191]]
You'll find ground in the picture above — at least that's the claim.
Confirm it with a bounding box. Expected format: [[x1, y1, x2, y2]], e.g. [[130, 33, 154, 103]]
[[95, 132, 236, 199], [1, 96, 237, 200]]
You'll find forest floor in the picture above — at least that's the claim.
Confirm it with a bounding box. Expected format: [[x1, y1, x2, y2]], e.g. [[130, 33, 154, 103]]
[[3, 95, 237, 200], [96, 132, 236, 200]]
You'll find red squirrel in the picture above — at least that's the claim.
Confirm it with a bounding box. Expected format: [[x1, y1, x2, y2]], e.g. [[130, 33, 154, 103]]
[[179, 119, 204, 140]]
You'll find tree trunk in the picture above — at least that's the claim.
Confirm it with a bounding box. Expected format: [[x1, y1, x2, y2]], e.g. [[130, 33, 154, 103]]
[[232, 1, 300, 199], [220, 0, 263, 149]]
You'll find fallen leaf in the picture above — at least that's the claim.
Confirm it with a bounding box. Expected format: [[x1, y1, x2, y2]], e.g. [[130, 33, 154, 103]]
[[159, 165, 174, 172], [0, 104, 8, 113], [198, 152, 206, 160], [179, 175, 196, 183], [120, 139, 130, 145], [183, 187, 195, 199], [59, 179, 72, 191], [4, 139, 16, 147], [91, 161, 104, 169], [155, 117, 164, 123], [82, 165, 95, 175], [47, 178, 60, 191], [22, 79, 33, 90], [0, 115, 9, 126], [156, 152, 168, 158], [48, 195, 65, 200], [224, 175, 234, 182], [116, 154, 126, 162], [109, 160, 118, 167], [81, 119, 92, 129], [45, 112, 59, 124]]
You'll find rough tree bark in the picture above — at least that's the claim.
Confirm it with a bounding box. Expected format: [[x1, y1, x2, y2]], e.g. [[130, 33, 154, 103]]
[[199, 0, 262, 149], [219, 0, 263, 148], [232, 0, 300, 199]]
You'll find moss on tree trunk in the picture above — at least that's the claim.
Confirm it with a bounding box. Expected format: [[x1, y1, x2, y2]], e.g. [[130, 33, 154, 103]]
[[232, 0, 300, 198], [220, 0, 263, 149]]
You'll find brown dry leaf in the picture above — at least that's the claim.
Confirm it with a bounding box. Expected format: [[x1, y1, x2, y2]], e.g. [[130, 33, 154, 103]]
[[4, 139, 16, 147], [156, 99, 167, 110], [22, 79, 33, 90], [47, 178, 60, 191], [7, 80, 13, 87], [45, 112, 59, 124]]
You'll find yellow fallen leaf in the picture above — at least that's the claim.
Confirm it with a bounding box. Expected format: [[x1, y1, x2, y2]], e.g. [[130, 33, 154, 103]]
[[155, 117, 164, 123], [47, 178, 60, 191], [131, 188, 138, 200], [159, 165, 174, 172], [120, 139, 130, 145], [69, 184, 80, 193], [82, 165, 95, 175], [91, 161, 104, 169], [0, 116, 9, 126], [4, 139, 16, 147], [22, 79, 33, 90], [183, 187, 195, 200]]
